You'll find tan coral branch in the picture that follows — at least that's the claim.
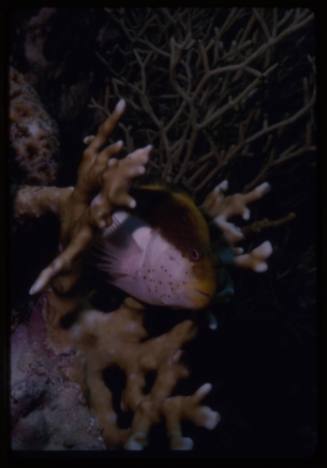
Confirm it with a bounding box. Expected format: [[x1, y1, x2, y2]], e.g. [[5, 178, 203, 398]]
[[202, 180, 274, 272], [234, 241, 273, 272], [26, 100, 152, 296], [242, 212, 296, 236], [71, 298, 220, 450], [202, 180, 271, 244]]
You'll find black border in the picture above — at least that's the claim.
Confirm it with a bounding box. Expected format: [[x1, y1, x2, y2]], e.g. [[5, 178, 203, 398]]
[[1, 4, 326, 468]]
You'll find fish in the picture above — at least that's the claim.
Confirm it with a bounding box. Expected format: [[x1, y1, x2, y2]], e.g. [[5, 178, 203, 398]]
[[90, 184, 217, 310]]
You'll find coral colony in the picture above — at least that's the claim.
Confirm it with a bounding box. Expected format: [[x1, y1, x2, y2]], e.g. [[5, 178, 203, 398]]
[[12, 98, 275, 450], [10, 8, 315, 451]]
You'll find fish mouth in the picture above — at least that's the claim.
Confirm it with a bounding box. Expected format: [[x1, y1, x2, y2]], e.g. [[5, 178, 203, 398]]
[[191, 288, 214, 309], [196, 289, 211, 298]]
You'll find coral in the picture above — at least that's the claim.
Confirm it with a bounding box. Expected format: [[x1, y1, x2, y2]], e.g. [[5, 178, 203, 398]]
[[9, 67, 59, 184], [202, 180, 273, 272], [71, 297, 220, 450], [11, 297, 105, 450], [9, 8, 316, 455], [203, 180, 271, 242], [14, 99, 152, 299], [92, 8, 316, 195], [11, 294, 220, 450], [14, 185, 71, 220], [11, 100, 278, 450], [10, 96, 296, 453]]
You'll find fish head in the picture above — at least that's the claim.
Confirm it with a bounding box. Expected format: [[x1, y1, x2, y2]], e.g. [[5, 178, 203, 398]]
[[134, 187, 217, 310], [142, 231, 216, 310]]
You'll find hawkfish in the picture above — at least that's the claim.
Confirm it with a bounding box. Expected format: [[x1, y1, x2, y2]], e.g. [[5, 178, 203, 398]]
[[91, 184, 217, 310]]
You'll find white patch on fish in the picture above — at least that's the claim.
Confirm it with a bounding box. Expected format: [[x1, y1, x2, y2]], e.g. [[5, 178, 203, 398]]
[[91, 210, 201, 309]]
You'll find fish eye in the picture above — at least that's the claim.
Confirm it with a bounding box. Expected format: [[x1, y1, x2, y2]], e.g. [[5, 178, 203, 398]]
[[190, 249, 201, 262]]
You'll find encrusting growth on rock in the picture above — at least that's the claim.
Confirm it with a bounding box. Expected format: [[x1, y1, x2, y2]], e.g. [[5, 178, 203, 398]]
[[72, 297, 220, 450], [9, 67, 59, 184], [14, 185, 72, 220]]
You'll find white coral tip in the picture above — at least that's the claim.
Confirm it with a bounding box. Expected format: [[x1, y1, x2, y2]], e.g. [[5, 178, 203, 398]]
[[128, 198, 137, 209], [125, 434, 145, 451], [256, 181, 271, 195], [125, 439, 143, 451], [116, 98, 126, 114], [29, 276, 44, 295], [263, 240, 273, 256], [196, 382, 212, 399], [255, 240, 273, 258], [234, 247, 244, 255], [214, 180, 228, 193], [254, 262, 268, 273], [242, 207, 251, 220], [174, 437, 194, 450], [208, 315, 218, 330], [83, 135, 95, 144], [107, 157, 118, 167], [199, 407, 221, 429]]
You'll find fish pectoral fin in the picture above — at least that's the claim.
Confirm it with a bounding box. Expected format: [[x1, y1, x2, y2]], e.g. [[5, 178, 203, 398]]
[[132, 226, 152, 251]]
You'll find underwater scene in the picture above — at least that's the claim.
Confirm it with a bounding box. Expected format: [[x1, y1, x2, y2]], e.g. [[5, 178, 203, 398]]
[[9, 7, 317, 458]]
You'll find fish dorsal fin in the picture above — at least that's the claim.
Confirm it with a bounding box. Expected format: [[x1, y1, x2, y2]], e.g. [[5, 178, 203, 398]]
[[113, 210, 129, 224], [101, 210, 129, 238], [132, 226, 152, 251]]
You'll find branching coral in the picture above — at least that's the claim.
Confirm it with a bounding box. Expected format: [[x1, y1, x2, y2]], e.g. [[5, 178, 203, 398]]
[[92, 8, 316, 195], [14, 99, 152, 301], [10, 7, 316, 454], [202, 180, 273, 272], [11, 98, 284, 450], [72, 297, 220, 450], [11, 98, 228, 449]]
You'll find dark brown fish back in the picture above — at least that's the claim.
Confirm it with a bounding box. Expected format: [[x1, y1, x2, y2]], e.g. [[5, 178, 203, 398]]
[[130, 185, 211, 260]]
